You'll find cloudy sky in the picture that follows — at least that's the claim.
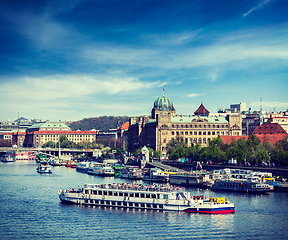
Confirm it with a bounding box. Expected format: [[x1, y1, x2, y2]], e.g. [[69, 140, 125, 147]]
[[0, 0, 287, 121]]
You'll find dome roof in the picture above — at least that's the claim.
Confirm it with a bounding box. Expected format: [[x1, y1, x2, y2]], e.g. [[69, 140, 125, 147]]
[[153, 96, 174, 111]]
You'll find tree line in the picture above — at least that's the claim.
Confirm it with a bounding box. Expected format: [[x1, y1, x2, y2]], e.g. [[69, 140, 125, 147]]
[[166, 135, 288, 166]]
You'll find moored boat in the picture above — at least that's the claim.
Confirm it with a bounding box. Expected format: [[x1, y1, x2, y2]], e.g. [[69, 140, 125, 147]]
[[119, 166, 142, 179], [142, 168, 169, 182], [1, 154, 15, 162], [76, 162, 90, 173], [87, 162, 115, 176], [212, 175, 271, 193], [58, 183, 235, 214], [170, 170, 214, 188]]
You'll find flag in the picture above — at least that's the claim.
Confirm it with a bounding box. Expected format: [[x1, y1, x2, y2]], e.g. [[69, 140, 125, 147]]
[[163, 88, 166, 91]]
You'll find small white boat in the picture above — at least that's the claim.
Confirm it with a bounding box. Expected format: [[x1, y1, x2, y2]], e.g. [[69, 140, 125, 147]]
[[59, 183, 235, 214], [37, 162, 52, 174], [1, 155, 15, 162]]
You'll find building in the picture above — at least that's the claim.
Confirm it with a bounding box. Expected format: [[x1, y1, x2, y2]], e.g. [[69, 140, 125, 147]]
[[128, 96, 242, 156], [97, 122, 129, 149], [263, 116, 288, 133], [230, 103, 247, 113], [19, 121, 97, 148]]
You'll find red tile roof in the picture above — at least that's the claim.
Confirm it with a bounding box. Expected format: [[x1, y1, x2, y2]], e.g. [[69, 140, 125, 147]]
[[253, 123, 287, 135], [119, 122, 129, 130], [194, 103, 210, 114]]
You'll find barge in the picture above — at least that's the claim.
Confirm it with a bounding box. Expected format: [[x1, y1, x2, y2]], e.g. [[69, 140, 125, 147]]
[[59, 183, 235, 214]]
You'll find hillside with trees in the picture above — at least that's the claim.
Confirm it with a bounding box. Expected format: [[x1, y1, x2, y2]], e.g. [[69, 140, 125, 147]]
[[68, 116, 130, 131]]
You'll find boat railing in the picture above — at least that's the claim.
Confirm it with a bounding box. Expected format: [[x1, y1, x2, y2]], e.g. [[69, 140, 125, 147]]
[[84, 183, 185, 192]]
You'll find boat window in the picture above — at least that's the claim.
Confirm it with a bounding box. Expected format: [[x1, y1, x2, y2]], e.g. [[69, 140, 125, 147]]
[[163, 194, 168, 199], [157, 194, 160, 199], [93, 190, 97, 195], [119, 192, 123, 196], [151, 194, 156, 199], [129, 203, 133, 207], [124, 192, 129, 197], [129, 193, 134, 197], [85, 190, 89, 194], [140, 193, 145, 198], [108, 191, 113, 196], [98, 191, 102, 195], [113, 191, 118, 196], [146, 193, 151, 198], [141, 203, 145, 208], [135, 193, 139, 198], [103, 191, 107, 195]]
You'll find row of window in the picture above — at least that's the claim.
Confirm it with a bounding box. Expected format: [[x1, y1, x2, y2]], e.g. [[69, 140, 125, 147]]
[[172, 124, 228, 129], [84, 199, 164, 209], [84, 189, 168, 199], [172, 131, 227, 136]]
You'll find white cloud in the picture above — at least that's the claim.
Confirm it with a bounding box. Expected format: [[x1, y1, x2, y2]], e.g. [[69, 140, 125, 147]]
[[243, 0, 273, 17], [187, 93, 203, 98], [0, 75, 158, 102]]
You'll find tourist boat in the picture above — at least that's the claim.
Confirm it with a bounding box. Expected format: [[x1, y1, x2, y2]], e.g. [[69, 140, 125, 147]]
[[1, 154, 15, 162], [142, 168, 169, 182], [87, 162, 115, 176], [76, 162, 91, 173], [212, 175, 271, 192], [119, 166, 143, 179], [37, 162, 52, 174], [169, 170, 214, 188], [58, 183, 235, 214]]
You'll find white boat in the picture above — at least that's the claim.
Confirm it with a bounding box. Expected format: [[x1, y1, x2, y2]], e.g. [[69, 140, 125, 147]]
[[37, 162, 52, 174], [87, 163, 114, 176], [119, 166, 143, 179], [1, 155, 15, 162], [59, 183, 235, 214], [212, 175, 271, 192], [76, 162, 91, 173], [142, 168, 169, 182]]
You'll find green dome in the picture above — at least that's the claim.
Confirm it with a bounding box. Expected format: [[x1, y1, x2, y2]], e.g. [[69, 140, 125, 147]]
[[153, 96, 174, 111]]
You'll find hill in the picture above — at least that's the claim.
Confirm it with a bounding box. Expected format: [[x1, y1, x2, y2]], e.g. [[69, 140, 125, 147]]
[[68, 116, 130, 131]]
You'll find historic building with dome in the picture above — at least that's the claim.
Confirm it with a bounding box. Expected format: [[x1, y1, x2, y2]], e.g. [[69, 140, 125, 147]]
[[128, 95, 242, 156]]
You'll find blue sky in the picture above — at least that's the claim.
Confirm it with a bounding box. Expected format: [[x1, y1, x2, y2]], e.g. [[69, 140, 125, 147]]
[[0, 0, 287, 121]]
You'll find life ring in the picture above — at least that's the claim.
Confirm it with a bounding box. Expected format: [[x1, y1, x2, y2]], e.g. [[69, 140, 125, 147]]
[[165, 199, 169, 204], [195, 199, 198, 203], [102, 196, 106, 200]]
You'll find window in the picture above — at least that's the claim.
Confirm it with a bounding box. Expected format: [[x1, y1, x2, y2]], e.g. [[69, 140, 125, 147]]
[[163, 195, 168, 199]]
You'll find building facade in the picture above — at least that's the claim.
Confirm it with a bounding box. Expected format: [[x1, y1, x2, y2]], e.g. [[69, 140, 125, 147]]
[[128, 96, 242, 155]]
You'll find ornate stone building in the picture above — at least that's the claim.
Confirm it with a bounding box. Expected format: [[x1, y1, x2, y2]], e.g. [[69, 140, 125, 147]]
[[128, 96, 242, 156]]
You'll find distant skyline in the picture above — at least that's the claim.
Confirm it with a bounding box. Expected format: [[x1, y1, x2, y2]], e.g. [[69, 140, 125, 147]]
[[1, 0, 287, 121]]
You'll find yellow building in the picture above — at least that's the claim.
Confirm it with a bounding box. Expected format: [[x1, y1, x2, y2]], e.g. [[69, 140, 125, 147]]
[[128, 96, 242, 156]]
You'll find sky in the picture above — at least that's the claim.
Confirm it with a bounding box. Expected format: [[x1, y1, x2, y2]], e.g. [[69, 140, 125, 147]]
[[0, 0, 287, 122]]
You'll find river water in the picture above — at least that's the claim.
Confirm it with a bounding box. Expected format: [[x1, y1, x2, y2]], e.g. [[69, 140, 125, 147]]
[[0, 161, 287, 239]]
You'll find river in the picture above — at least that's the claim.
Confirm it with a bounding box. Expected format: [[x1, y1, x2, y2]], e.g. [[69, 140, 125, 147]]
[[0, 161, 287, 239]]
